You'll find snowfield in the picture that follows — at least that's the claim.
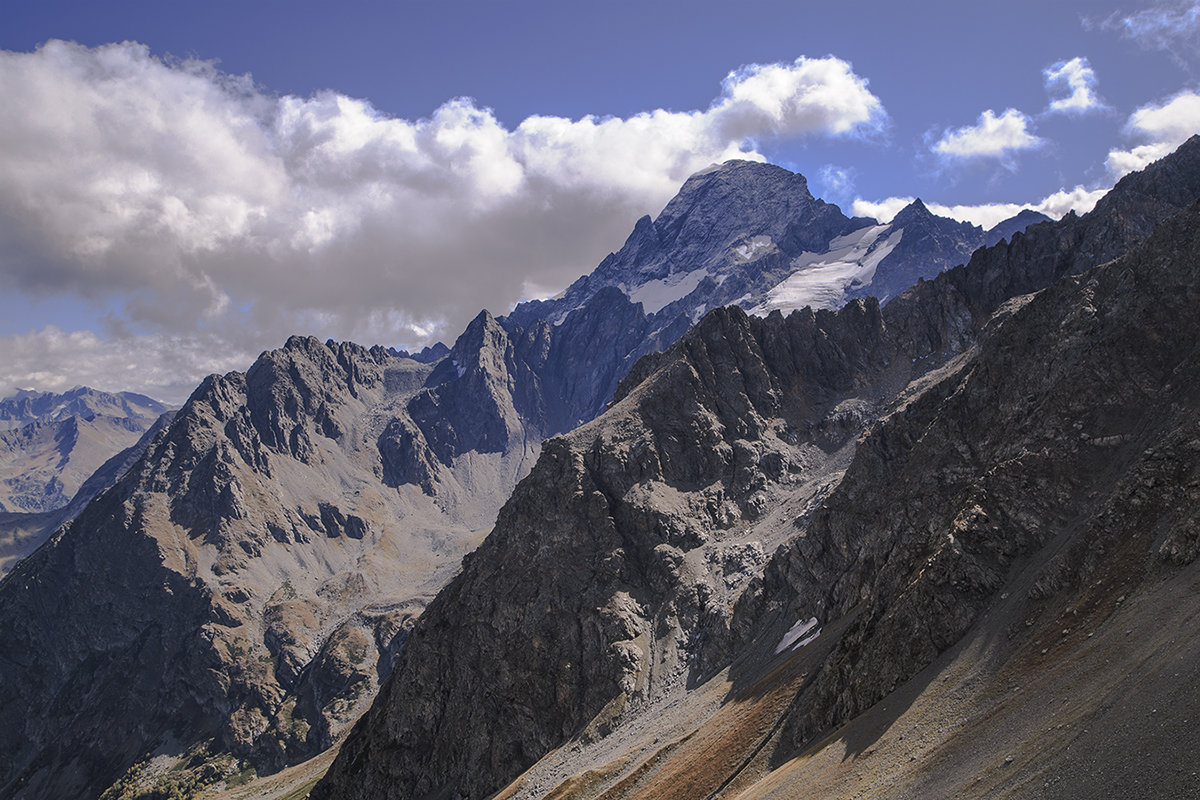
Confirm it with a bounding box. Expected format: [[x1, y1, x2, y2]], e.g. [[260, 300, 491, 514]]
[[750, 225, 901, 316]]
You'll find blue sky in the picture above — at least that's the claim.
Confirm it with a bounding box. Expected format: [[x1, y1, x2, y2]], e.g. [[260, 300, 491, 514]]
[[2, 0, 1199, 401]]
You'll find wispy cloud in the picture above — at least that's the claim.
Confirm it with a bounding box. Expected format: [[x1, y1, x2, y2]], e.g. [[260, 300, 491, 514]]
[[852, 185, 1107, 230], [1096, 1, 1200, 69], [1044, 57, 1107, 114], [1099, 1, 1200, 72], [0, 41, 887, 399], [1106, 89, 1200, 176], [930, 109, 1044, 163]]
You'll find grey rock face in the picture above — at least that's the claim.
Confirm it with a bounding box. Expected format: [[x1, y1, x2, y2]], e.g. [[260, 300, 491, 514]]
[[315, 300, 897, 800], [849, 198, 984, 304], [0, 388, 176, 578], [519, 161, 864, 320], [0, 410, 175, 576], [509, 160, 870, 336], [313, 137, 1200, 800], [885, 135, 1200, 363], [408, 311, 542, 465], [744, 191, 1200, 772]]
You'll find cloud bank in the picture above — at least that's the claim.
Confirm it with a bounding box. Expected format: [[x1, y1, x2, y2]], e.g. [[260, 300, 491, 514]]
[[0, 327, 254, 404], [0, 41, 886, 400]]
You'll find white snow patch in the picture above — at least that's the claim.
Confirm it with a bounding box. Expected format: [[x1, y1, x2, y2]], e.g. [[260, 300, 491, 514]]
[[626, 268, 708, 314], [549, 307, 575, 326], [748, 225, 902, 316], [451, 358, 466, 378], [733, 235, 774, 261], [775, 616, 821, 654]]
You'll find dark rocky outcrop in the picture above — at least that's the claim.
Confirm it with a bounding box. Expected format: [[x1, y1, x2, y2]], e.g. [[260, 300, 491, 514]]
[[408, 311, 544, 466], [315, 300, 901, 800]]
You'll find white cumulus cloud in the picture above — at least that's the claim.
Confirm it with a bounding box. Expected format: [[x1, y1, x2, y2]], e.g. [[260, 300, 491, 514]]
[[931, 109, 1044, 162], [0, 41, 887, 400], [1105, 90, 1200, 177], [850, 196, 916, 224], [1044, 57, 1106, 114]]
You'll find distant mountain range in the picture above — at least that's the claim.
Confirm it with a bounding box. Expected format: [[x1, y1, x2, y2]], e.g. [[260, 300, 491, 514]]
[[0, 387, 173, 575], [4, 139, 1195, 800], [0, 387, 171, 512], [0, 386, 168, 432]]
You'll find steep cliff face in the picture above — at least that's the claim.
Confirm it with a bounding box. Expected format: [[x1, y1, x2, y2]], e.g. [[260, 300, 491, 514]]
[[850, 198, 985, 304], [407, 311, 547, 469], [0, 326, 548, 798], [521, 161, 866, 324], [314, 138, 1200, 800], [733, 199, 1200, 768], [886, 134, 1200, 359], [538, 196, 1200, 800]]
